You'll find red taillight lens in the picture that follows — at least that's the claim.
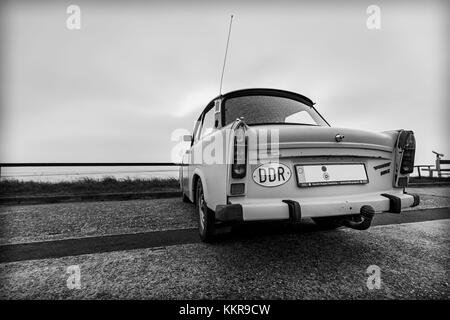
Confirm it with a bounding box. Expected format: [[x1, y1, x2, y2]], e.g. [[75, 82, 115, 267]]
[[232, 126, 247, 179], [398, 131, 416, 174]]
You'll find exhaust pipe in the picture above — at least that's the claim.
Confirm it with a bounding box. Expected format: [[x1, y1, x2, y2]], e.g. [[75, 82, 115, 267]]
[[343, 205, 375, 230]]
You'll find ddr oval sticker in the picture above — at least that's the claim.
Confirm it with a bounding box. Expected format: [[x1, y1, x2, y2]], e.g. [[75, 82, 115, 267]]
[[252, 163, 292, 187]]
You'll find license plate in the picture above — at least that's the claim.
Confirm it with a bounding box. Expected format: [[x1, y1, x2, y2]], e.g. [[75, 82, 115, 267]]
[[295, 163, 368, 187]]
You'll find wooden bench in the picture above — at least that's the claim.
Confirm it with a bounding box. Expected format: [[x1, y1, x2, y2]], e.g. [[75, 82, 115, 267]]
[[415, 151, 450, 178]]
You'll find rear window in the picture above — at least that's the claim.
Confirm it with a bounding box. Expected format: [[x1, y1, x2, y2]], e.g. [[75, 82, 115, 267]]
[[223, 95, 327, 126]]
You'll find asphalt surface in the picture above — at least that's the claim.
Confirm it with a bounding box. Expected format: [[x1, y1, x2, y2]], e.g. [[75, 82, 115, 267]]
[[1, 186, 449, 246], [0, 198, 198, 245], [0, 207, 449, 263], [0, 186, 449, 299], [0, 219, 448, 299]]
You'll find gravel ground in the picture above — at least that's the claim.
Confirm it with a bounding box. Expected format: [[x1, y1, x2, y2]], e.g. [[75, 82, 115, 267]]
[[0, 219, 448, 299], [0, 187, 449, 245], [407, 186, 450, 198], [403, 186, 450, 211], [0, 199, 197, 245]]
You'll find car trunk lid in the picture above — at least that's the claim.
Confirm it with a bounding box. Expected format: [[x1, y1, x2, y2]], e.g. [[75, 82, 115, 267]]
[[247, 125, 397, 154]]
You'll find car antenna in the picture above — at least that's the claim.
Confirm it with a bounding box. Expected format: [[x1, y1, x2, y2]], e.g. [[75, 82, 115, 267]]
[[219, 14, 234, 96]]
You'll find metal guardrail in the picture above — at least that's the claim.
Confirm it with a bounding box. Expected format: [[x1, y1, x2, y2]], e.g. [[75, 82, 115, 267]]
[[0, 163, 182, 179], [0, 162, 183, 204], [415, 165, 450, 178], [0, 163, 181, 167], [414, 165, 433, 178], [414, 151, 450, 178]]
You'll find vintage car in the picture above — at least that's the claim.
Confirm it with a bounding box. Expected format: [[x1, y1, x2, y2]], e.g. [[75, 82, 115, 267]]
[[180, 88, 419, 241]]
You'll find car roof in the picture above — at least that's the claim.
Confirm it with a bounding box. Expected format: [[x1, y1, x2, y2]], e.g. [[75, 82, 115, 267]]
[[201, 88, 315, 116]]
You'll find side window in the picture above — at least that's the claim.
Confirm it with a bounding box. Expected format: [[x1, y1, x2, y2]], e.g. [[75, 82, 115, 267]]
[[199, 107, 217, 139]]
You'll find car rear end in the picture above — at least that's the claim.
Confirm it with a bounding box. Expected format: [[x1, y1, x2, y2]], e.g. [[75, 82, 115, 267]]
[[215, 122, 419, 229]]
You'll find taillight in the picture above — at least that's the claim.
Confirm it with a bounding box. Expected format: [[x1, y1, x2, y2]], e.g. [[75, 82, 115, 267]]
[[398, 131, 416, 174], [232, 125, 247, 179]]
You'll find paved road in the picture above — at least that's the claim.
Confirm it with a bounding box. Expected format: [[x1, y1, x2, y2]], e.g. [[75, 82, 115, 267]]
[[1, 218, 448, 299], [0, 187, 449, 299], [1, 186, 449, 246], [1, 207, 449, 263], [0, 198, 198, 245]]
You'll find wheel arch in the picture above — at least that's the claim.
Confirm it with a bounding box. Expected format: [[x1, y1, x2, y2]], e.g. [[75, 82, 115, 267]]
[[192, 169, 209, 206]]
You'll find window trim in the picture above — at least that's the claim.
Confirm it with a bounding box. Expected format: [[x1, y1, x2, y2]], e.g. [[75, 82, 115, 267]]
[[193, 101, 215, 143], [199, 103, 217, 139], [191, 117, 202, 146]]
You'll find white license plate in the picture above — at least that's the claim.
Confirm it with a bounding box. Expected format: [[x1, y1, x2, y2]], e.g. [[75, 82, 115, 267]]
[[295, 163, 368, 187]]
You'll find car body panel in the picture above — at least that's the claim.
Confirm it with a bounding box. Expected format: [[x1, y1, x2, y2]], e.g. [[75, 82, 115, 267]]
[[179, 88, 418, 223]]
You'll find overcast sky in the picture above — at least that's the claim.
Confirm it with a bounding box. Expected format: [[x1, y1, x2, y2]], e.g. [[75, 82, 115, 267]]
[[0, 0, 448, 165]]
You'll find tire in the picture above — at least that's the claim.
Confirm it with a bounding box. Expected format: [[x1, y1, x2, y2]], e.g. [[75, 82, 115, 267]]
[[312, 216, 342, 230], [182, 192, 190, 203], [195, 180, 216, 242]]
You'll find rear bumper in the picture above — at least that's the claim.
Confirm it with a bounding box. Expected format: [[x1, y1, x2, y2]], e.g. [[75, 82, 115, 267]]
[[215, 191, 420, 222]]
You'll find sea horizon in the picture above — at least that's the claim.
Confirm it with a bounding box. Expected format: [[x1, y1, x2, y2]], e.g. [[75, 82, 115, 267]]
[[0, 166, 179, 182]]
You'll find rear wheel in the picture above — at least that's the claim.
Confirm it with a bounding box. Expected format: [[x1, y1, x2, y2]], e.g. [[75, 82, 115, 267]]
[[312, 216, 342, 230], [195, 180, 215, 242], [182, 192, 190, 203]]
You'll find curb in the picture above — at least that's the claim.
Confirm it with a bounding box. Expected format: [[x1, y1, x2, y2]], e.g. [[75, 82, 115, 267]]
[[0, 190, 181, 206]]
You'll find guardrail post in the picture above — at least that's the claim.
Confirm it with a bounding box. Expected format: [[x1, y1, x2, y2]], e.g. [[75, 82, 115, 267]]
[[436, 158, 441, 178]]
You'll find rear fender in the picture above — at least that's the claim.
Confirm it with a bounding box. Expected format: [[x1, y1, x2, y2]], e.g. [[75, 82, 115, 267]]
[[192, 168, 209, 206]]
